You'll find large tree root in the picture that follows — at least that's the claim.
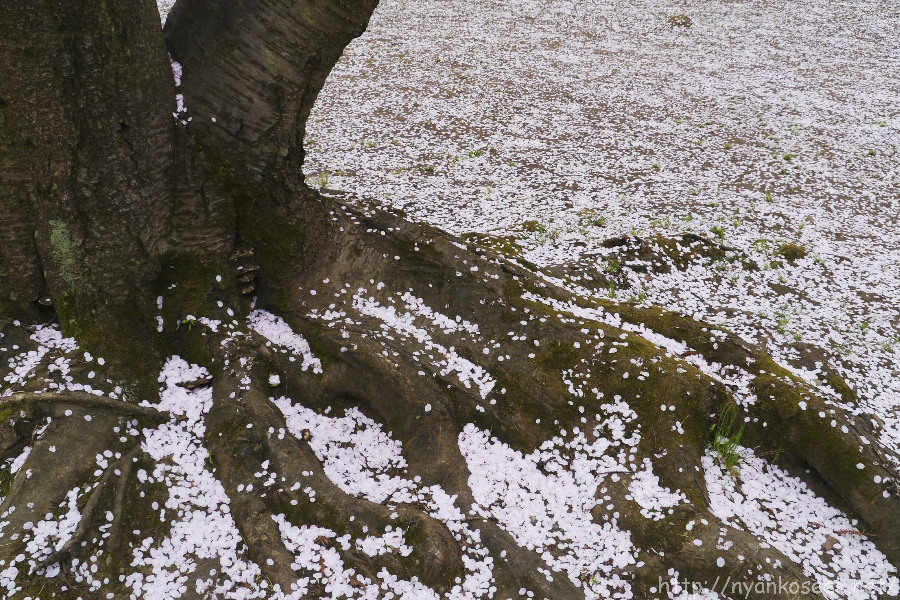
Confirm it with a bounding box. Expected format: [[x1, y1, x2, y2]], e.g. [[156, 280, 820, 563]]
[[269, 315, 830, 600], [2, 0, 896, 593], [195, 331, 466, 596], [32, 454, 118, 573], [264, 330, 586, 599], [301, 201, 900, 555], [0, 409, 130, 573], [246, 197, 897, 594], [612, 303, 900, 564], [0, 195, 896, 599], [3, 391, 171, 423]]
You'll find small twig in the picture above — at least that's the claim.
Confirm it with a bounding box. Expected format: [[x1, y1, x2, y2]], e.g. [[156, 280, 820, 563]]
[[4, 391, 171, 422], [461, 515, 499, 524], [835, 529, 875, 537]]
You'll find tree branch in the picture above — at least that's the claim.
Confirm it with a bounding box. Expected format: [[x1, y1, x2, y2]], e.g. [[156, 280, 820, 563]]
[[165, 0, 380, 189]]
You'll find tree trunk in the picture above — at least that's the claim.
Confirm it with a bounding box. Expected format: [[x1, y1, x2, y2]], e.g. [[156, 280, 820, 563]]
[[1, 0, 898, 598], [0, 0, 175, 364]]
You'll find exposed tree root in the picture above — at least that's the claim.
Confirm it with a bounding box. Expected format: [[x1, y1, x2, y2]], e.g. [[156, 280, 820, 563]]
[[2, 0, 897, 594], [3, 391, 171, 423], [613, 303, 900, 564], [0, 411, 123, 571], [33, 457, 118, 574], [191, 331, 465, 595], [264, 333, 586, 598], [106, 446, 142, 564], [235, 199, 896, 594], [0, 198, 895, 599], [616, 490, 817, 600]]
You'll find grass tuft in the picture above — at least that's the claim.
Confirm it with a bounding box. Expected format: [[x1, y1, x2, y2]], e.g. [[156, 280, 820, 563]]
[[710, 401, 744, 474]]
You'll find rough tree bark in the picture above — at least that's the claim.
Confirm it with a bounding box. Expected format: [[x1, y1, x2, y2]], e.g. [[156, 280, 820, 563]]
[[0, 0, 897, 599]]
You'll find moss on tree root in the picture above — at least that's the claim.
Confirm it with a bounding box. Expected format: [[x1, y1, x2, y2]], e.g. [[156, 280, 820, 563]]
[[1, 0, 896, 593], [2, 193, 896, 597]]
